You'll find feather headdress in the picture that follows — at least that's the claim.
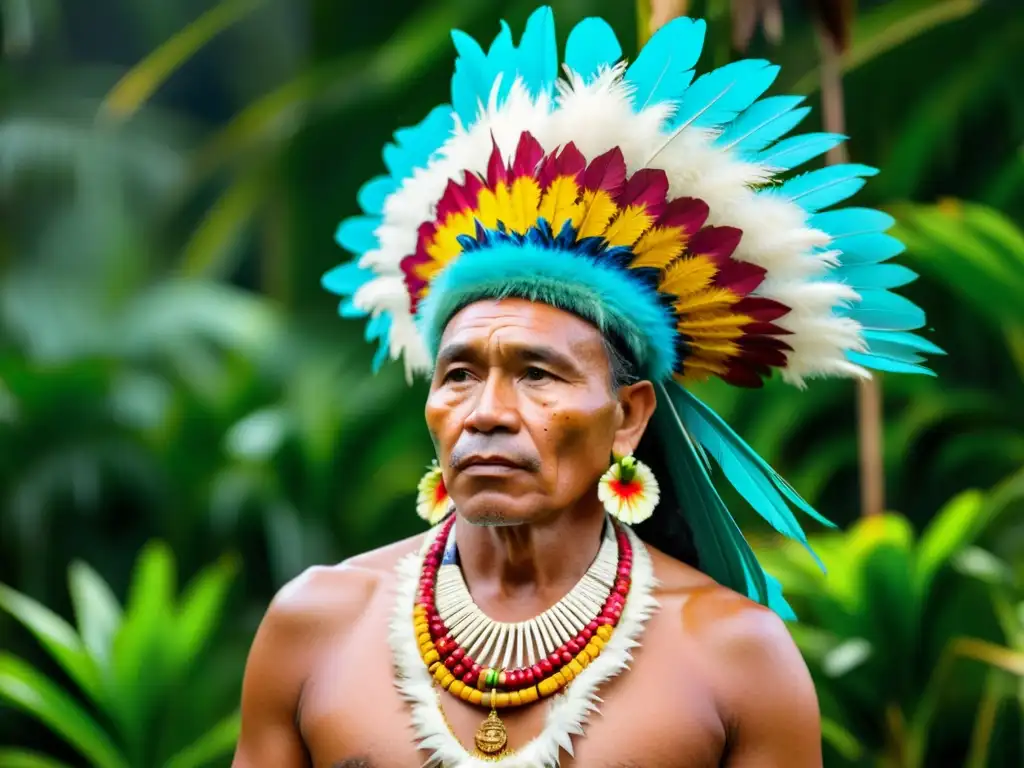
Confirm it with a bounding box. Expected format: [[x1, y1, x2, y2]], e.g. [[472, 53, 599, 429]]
[[322, 6, 940, 617]]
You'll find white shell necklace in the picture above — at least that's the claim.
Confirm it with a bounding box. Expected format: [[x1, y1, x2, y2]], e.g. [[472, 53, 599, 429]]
[[434, 522, 619, 669], [388, 518, 660, 767]]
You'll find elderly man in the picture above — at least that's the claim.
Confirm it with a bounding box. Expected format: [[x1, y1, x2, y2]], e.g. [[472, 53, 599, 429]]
[[233, 6, 935, 767]]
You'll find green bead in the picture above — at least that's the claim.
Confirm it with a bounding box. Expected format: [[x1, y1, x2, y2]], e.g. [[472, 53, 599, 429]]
[[485, 668, 499, 687]]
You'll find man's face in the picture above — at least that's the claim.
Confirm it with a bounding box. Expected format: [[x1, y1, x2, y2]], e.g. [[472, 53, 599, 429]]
[[425, 298, 646, 526]]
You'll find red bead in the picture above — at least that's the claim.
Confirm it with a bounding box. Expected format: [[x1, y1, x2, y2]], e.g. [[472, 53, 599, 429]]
[[470, 663, 482, 675], [586, 620, 599, 632], [531, 664, 544, 679], [508, 669, 521, 687], [444, 655, 458, 670], [566, 640, 581, 654], [581, 628, 593, 641], [560, 650, 573, 664], [548, 652, 562, 668], [539, 659, 553, 674], [429, 622, 445, 637], [617, 565, 630, 577], [462, 671, 477, 685], [452, 663, 466, 678], [450, 647, 465, 662], [597, 615, 613, 625], [525, 668, 536, 684]]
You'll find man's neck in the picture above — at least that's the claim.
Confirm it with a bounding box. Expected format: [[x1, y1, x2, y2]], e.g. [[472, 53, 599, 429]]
[[452, 496, 607, 622]]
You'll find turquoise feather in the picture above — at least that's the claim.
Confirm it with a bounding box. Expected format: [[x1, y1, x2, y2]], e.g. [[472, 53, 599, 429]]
[[383, 105, 453, 178], [334, 216, 379, 255], [778, 163, 878, 212], [840, 289, 927, 331], [846, 350, 935, 376], [364, 312, 392, 373], [716, 95, 809, 154], [676, 387, 834, 534], [357, 176, 397, 216], [754, 132, 845, 170], [655, 382, 770, 607], [862, 330, 944, 356], [833, 232, 906, 265], [450, 31, 491, 124], [811, 207, 894, 237], [564, 17, 622, 83], [765, 571, 796, 621], [516, 6, 558, 99], [624, 16, 705, 111], [322, 259, 372, 295], [338, 298, 365, 319], [832, 263, 918, 289], [671, 59, 779, 130]]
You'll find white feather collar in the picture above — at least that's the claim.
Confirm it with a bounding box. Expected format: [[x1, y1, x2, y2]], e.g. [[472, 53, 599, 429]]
[[387, 524, 660, 767]]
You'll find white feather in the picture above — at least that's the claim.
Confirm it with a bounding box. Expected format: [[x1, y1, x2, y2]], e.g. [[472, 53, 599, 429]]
[[388, 524, 660, 767]]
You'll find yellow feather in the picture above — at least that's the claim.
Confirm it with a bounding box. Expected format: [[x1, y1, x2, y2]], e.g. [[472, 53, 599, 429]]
[[475, 188, 500, 230], [674, 288, 740, 315], [538, 176, 582, 232], [659, 256, 717, 298], [603, 205, 654, 247], [576, 189, 618, 240], [631, 226, 686, 269], [509, 176, 541, 234], [678, 312, 752, 339], [495, 183, 515, 231], [427, 210, 476, 264], [689, 339, 741, 359]]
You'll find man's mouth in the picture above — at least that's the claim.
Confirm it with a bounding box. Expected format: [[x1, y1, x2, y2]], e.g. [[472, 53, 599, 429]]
[[461, 455, 523, 469]]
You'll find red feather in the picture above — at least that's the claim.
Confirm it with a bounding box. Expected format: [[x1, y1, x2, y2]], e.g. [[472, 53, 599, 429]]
[[721, 365, 767, 388], [436, 174, 484, 221], [555, 143, 586, 184], [536, 153, 558, 190], [616, 169, 670, 217], [711, 260, 766, 296], [732, 296, 791, 322], [658, 197, 710, 234], [582, 147, 627, 196], [486, 137, 508, 187], [741, 321, 792, 336], [687, 226, 744, 265], [512, 131, 545, 178]]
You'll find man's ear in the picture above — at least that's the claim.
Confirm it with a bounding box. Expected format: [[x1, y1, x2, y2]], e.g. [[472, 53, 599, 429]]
[[612, 380, 656, 456]]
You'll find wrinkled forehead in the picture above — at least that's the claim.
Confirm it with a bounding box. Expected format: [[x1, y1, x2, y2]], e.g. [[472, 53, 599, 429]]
[[434, 298, 610, 366]]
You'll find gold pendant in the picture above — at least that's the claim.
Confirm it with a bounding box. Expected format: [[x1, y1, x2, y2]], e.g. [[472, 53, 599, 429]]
[[474, 707, 508, 757]]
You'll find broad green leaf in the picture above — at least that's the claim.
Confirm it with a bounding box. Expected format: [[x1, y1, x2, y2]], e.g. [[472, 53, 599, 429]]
[[0, 750, 76, 768], [68, 561, 123, 673], [915, 490, 986, 599], [100, 0, 266, 121], [171, 554, 239, 677], [0, 653, 128, 768], [110, 541, 177, 763], [0, 583, 104, 703], [162, 710, 241, 768]]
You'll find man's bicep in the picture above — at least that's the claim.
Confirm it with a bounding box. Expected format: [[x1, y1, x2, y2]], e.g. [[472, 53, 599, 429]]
[[719, 608, 823, 767], [232, 593, 312, 767]]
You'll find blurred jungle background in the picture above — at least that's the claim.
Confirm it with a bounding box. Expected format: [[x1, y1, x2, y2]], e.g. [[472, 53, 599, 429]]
[[0, 0, 1022, 765]]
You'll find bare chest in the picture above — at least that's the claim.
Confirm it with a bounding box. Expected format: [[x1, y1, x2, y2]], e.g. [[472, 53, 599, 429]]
[[298, 603, 726, 768]]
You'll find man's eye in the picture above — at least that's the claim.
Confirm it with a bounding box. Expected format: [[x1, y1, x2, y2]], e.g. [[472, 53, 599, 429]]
[[524, 367, 551, 382], [444, 368, 472, 383]]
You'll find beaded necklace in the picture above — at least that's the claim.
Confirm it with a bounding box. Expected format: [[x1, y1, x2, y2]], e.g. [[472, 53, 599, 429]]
[[389, 515, 660, 767]]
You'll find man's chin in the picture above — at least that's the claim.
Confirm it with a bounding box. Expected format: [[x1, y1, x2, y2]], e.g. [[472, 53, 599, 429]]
[[455, 499, 542, 527]]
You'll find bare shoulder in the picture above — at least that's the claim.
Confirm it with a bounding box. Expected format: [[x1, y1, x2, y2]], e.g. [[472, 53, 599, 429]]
[[261, 532, 428, 639]]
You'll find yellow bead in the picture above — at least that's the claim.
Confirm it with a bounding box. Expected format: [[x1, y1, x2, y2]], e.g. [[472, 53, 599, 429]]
[[568, 659, 584, 676], [509, 691, 522, 706], [553, 671, 567, 686], [576, 652, 591, 668], [414, 621, 428, 635], [417, 632, 431, 646], [413, 605, 427, 617], [468, 689, 483, 705], [434, 665, 448, 682], [494, 692, 510, 708], [520, 686, 539, 704], [428, 661, 441, 675], [560, 666, 575, 682], [480, 691, 492, 707], [498, 670, 507, 686], [450, 680, 465, 696], [459, 685, 473, 701], [590, 636, 605, 651], [423, 649, 440, 665], [596, 625, 613, 642], [538, 678, 560, 696], [440, 673, 455, 688], [477, 669, 490, 690]]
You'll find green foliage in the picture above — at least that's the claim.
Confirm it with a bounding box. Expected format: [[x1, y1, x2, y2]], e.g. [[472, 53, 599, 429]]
[[0, 543, 240, 768], [757, 474, 1024, 766]]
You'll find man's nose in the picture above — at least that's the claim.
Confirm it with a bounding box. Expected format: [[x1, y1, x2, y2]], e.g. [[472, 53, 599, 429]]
[[464, 371, 520, 433]]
